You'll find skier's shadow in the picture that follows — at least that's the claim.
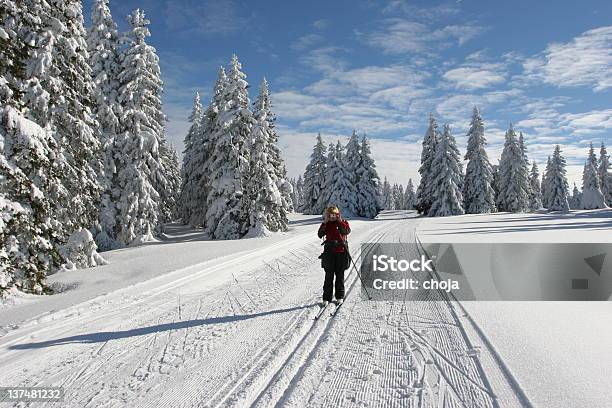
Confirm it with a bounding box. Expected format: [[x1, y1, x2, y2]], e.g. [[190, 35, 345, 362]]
[[9, 303, 317, 350]]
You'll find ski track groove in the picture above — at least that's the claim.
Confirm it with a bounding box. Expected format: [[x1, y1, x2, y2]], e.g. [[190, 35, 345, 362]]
[[0, 213, 529, 408]]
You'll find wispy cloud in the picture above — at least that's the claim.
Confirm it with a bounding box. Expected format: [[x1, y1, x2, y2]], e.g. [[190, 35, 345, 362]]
[[443, 62, 506, 90], [290, 34, 324, 51], [312, 19, 330, 30], [522, 26, 612, 91], [356, 19, 487, 55]]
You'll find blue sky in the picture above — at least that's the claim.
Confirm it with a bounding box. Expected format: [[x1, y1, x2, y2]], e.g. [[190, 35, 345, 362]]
[[84, 0, 612, 187]]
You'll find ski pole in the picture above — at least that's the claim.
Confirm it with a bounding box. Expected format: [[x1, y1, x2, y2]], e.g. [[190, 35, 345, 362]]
[[348, 253, 373, 300]]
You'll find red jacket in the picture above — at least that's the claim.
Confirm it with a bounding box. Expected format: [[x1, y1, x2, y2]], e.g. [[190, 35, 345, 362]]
[[318, 220, 351, 253]]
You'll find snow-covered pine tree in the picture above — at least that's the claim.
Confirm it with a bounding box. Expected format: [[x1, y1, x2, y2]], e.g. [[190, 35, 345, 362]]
[[253, 78, 293, 217], [319, 143, 338, 211], [380, 177, 392, 210], [528, 161, 543, 211], [161, 143, 181, 221], [416, 114, 438, 214], [294, 175, 304, 211], [491, 164, 499, 203], [115, 9, 167, 245], [580, 143, 607, 209], [598, 142, 612, 206], [355, 135, 380, 218], [301, 133, 327, 214], [87, 0, 121, 248], [496, 125, 529, 212], [204, 55, 253, 239], [428, 124, 464, 217], [179, 92, 203, 225], [187, 67, 227, 228], [546, 145, 570, 212], [541, 156, 552, 208], [463, 106, 496, 214], [518, 132, 533, 209], [326, 141, 359, 216], [404, 179, 416, 210], [569, 183, 582, 210], [339, 131, 361, 216], [32, 0, 104, 246], [244, 78, 287, 234], [397, 184, 405, 210]]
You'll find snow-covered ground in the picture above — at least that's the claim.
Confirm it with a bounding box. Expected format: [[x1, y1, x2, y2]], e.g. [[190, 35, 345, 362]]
[[417, 209, 612, 408], [0, 210, 610, 407]]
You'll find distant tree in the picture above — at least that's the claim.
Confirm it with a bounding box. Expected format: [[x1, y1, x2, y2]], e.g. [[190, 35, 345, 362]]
[[569, 183, 582, 210], [355, 135, 380, 218], [463, 106, 496, 214], [546, 145, 570, 212], [301, 133, 327, 214], [404, 179, 416, 210], [496, 125, 529, 212], [428, 125, 464, 217], [598, 142, 612, 206], [580, 143, 607, 209], [528, 161, 543, 211], [416, 114, 438, 214]]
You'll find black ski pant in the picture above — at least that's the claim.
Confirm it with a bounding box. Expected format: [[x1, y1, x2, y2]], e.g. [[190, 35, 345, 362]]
[[322, 252, 347, 302]]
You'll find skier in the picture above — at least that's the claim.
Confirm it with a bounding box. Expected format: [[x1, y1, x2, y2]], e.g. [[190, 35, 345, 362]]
[[317, 206, 351, 306]]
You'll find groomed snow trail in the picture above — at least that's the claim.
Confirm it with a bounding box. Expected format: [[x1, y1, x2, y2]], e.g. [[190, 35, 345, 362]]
[[0, 211, 527, 407]]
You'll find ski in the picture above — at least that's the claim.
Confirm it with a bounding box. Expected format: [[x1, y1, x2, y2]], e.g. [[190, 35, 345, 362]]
[[329, 301, 343, 317], [314, 303, 331, 320]]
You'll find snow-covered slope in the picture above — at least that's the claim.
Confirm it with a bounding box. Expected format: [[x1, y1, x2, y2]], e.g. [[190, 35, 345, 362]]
[[417, 209, 612, 408]]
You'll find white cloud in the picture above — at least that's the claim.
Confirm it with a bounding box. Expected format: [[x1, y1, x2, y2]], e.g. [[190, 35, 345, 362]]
[[312, 19, 330, 30], [522, 26, 612, 91], [443, 63, 506, 90], [357, 18, 486, 55]]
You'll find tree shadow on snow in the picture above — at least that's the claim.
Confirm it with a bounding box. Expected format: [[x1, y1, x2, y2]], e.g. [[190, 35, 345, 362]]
[[420, 219, 612, 235], [9, 303, 318, 350]]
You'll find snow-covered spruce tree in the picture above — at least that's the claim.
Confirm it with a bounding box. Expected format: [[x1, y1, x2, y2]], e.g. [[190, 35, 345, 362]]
[[355, 135, 380, 218], [250, 78, 290, 231], [340, 131, 361, 216], [404, 179, 416, 209], [528, 161, 543, 211], [326, 141, 359, 216], [115, 9, 167, 245], [541, 156, 552, 209], [30, 0, 104, 248], [380, 177, 392, 210], [416, 114, 438, 214], [161, 143, 181, 221], [179, 92, 203, 225], [570, 183, 582, 210], [87, 0, 121, 248], [491, 164, 499, 204], [293, 175, 304, 212], [204, 55, 253, 239], [463, 106, 496, 214], [580, 143, 607, 209], [187, 67, 227, 228], [253, 78, 293, 216], [598, 142, 612, 206], [0, 1, 65, 294], [428, 125, 464, 217], [244, 78, 287, 235], [546, 145, 570, 212], [518, 132, 534, 210], [301, 133, 327, 214], [319, 143, 338, 212], [496, 125, 529, 212]]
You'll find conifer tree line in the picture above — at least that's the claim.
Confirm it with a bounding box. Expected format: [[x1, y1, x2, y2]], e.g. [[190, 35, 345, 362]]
[[414, 107, 610, 217], [298, 131, 381, 218], [179, 57, 292, 239], [0, 0, 180, 295]]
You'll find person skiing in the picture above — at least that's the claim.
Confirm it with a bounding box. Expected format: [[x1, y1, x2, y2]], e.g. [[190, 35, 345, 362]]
[[317, 205, 351, 306]]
